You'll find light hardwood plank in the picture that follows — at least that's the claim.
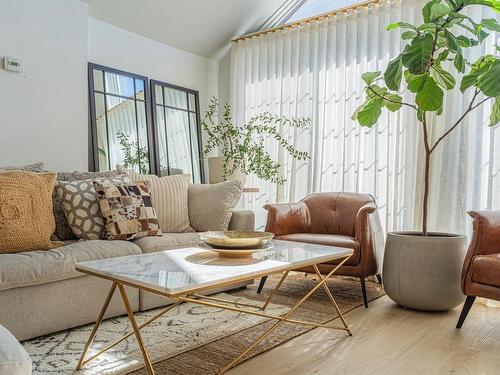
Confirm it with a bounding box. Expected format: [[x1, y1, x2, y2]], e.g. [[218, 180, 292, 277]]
[[228, 296, 500, 375]]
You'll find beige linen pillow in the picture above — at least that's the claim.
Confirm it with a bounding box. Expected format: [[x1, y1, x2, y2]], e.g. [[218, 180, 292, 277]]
[[117, 166, 192, 233], [0, 171, 59, 253], [188, 180, 242, 231]]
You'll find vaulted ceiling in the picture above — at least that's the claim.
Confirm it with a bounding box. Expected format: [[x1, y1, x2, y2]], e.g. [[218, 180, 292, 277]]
[[82, 0, 289, 58]]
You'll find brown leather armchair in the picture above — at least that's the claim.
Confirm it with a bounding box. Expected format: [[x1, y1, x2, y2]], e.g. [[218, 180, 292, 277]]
[[258, 192, 385, 307], [456, 210, 500, 328]]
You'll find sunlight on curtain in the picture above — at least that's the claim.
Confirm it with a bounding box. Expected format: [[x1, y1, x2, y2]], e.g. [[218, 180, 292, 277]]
[[230, 0, 499, 234]]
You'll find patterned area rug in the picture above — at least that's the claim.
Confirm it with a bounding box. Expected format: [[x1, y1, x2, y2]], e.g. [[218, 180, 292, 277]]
[[23, 274, 384, 375]]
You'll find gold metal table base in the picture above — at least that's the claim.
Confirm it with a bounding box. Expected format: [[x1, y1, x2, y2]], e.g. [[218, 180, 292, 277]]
[[75, 255, 352, 375]]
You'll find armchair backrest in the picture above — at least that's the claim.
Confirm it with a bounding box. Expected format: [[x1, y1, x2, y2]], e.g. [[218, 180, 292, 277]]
[[302, 192, 375, 236]]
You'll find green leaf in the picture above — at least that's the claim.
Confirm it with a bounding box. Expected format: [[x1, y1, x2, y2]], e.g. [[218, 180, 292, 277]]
[[454, 53, 465, 73], [430, 2, 451, 20], [422, 0, 440, 23], [490, 97, 500, 126], [361, 71, 381, 85], [384, 56, 403, 90], [444, 30, 461, 53], [419, 23, 438, 32], [354, 98, 384, 127], [456, 35, 476, 47], [460, 55, 496, 92], [387, 22, 418, 31], [478, 60, 500, 97], [401, 34, 434, 74], [402, 31, 418, 40], [366, 84, 388, 99], [417, 108, 425, 122], [430, 64, 456, 89], [407, 73, 427, 93], [384, 93, 403, 111], [436, 50, 449, 63], [481, 18, 500, 32], [416, 75, 444, 111]]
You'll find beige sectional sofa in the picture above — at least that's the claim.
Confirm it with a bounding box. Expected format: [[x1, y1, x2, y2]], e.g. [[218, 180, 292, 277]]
[[0, 195, 255, 341]]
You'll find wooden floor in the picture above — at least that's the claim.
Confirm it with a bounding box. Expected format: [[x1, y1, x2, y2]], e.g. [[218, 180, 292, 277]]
[[228, 295, 500, 375]]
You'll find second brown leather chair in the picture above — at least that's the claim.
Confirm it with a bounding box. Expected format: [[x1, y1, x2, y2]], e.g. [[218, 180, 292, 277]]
[[456, 210, 500, 328], [258, 192, 384, 307]]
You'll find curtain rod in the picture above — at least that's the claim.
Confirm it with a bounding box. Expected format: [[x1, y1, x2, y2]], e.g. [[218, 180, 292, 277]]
[[231, 0, 381, 43]]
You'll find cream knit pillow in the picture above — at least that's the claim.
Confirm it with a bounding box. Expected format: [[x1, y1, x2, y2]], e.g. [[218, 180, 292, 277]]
[[117, 166, 193, 233]]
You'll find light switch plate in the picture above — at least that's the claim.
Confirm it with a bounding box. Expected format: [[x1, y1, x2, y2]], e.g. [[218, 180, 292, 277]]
[[3, 57, 22, 73]]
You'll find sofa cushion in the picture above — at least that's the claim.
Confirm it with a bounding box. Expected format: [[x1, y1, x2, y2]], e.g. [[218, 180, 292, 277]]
[[0, 324, 31, 375], [0, 240, 141, 291], [117, 166, 193, 233], [276, 233, 360, 266], [134, 233, 201, 253], [0, 171, 60, 253], [188, 180, 242, 231], [471, 254, 500, 288], [55, 175, 131, 240], [53, 169, 121, 241], [94, 181, 161, 240]]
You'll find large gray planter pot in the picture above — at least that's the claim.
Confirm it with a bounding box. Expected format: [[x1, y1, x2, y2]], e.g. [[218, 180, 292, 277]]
[[383, 231, 467, 311]]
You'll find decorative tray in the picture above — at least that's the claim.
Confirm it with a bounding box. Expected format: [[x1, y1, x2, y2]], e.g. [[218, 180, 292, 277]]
[[199, 230, 274, 249], [197, 242, 274, 258]]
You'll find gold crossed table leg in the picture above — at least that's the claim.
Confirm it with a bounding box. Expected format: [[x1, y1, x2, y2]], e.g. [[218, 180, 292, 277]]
[[76, 255, 352, 375]]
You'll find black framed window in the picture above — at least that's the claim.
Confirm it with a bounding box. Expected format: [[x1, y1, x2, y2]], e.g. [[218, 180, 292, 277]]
[[151, 80, 203, 183], [88, 63, 204, 182], [88, 63, 154, 173]]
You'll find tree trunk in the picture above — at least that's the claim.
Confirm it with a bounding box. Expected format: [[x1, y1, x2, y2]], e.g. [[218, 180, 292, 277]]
[[422, 151, 430, 236]]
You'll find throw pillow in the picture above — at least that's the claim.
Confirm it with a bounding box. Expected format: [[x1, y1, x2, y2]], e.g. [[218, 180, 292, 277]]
[[188, 180, 242, 231], [94, 181, 161, 240], [55, 175, 130, 240], [117, 165, 193, 233], [53, 170, 121, 241], [0, 162, 45, 173], [0, 171, 60, 253]]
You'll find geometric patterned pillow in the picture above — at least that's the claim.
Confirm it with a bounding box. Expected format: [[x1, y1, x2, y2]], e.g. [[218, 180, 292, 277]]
[[53, 170, 122, 241], [55, 175, 130, 240], [93, 181, 161, 241]]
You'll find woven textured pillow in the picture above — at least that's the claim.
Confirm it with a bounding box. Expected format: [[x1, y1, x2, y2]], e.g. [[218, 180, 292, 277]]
[[0, 162, 45, 172], [55, 175, 130, 240], [117, 166, 193, 233], [0, 171, 59, 253], [94, 181, 161, 240], [53, 170, 121, 241]]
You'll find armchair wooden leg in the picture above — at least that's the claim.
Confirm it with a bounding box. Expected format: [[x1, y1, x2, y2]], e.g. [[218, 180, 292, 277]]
[[360, 277, 368, 308], [456, 296, 476, 329], [257, 276, 268, 294]]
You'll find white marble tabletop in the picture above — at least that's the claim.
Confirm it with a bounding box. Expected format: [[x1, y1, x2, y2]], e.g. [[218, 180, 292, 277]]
[[76, 239, 353, 296]]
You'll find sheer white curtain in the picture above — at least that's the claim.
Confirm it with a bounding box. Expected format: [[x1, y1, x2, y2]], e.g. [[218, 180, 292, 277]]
[[230, 0, 499, 234]]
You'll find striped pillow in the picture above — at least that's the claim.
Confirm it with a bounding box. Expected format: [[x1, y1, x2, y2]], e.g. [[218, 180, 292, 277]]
[[117, 166, 193, 233]]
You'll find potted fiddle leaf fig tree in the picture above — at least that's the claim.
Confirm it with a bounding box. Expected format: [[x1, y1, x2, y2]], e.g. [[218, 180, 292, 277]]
[[202, 97, 310, 185], [353, 0, 500, 311]]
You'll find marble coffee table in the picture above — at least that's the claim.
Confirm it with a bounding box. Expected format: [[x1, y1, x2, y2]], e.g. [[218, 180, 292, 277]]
[[74, 239, 353, 375]]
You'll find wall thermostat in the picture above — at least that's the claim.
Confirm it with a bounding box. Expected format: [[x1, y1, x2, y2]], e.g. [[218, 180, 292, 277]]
[[3, 57, 22, 73]]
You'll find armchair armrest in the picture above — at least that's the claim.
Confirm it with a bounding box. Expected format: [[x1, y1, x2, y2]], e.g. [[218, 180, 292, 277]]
[[355, 202, 385, 275], [263, 202, 309, 236], [468, 210, 500, 256], [228, 210, 255, 231], [461, 210, 500, 293]]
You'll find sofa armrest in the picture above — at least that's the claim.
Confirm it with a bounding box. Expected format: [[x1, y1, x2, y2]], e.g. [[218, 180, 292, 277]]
[[228, 210, 255, 231], [263, 202, 309, 236]]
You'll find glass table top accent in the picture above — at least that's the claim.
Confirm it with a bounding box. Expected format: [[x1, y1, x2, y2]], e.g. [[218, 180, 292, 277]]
[[76, 240, 353, 296]]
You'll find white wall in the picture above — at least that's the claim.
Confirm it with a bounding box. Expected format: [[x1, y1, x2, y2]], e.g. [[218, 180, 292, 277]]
[[0, 0, 88, 171], [88, 18, 213, 114], [0, 2, 214, 172]]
